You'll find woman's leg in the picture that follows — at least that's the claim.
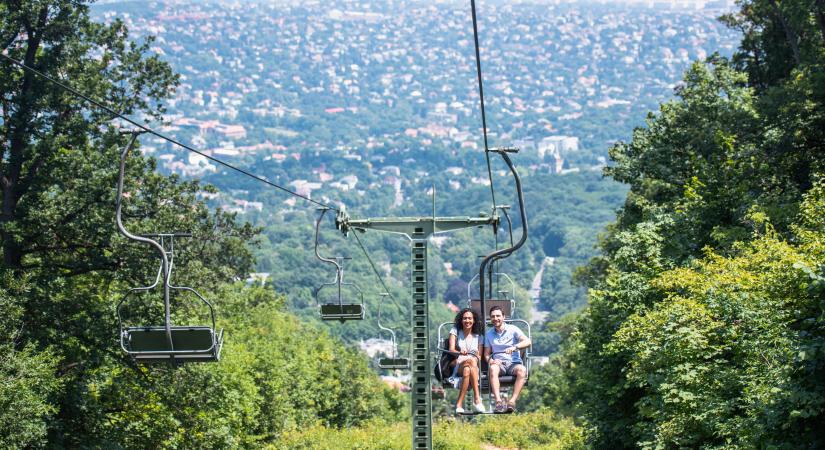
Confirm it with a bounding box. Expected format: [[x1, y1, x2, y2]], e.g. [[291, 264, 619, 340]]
[[466, 358, 481, 402], [457, 363, 472, 408]]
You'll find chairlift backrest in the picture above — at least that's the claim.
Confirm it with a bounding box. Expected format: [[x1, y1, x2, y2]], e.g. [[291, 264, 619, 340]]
[[469, 299, 514, 319], [467, 272, 517, 318]]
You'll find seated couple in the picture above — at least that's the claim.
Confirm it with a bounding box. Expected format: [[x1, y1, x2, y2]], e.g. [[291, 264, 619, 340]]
[[448, 306, 531, 414]]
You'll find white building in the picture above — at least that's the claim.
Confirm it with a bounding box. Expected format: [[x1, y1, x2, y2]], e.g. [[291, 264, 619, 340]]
[[538, 136, 579, 158]]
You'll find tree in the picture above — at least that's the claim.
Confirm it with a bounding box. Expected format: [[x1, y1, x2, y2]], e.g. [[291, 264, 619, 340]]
[[553, 1, 825, 446], [1, 1, 255, 445]]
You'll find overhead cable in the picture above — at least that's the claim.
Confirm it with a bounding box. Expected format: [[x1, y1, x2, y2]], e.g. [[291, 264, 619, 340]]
[[0, 52, 337, 211], [351, 231, 407, 318], [470, 0, 497, 212]]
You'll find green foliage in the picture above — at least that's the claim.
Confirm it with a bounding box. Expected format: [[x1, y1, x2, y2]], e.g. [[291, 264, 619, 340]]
[[0, 343, 62, 449], [552, 2, 825, 446], [0, 274, 62, 449], [51, 286, 405, 448], [276, 410, 584, 450]]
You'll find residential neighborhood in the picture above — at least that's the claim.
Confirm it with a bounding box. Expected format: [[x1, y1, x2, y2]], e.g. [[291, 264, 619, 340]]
[[95, 0, 739, 212]]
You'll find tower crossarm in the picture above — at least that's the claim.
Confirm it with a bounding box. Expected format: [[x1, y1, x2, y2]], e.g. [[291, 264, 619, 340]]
[[338, 215, 498, 238]]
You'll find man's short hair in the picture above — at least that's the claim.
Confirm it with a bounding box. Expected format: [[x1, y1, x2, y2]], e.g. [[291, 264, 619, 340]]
[[489, 305, 504, 316]]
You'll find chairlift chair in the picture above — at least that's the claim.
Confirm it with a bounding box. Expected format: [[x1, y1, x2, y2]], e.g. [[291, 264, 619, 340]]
[[314, 208, 365, 321], [435, 147, 531, 414], [116, 132, 223, 363], [434, 319, 531, 416], [376, 294, 410, 370]]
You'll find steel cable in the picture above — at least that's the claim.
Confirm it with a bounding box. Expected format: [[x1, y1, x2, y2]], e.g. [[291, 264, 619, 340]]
[[0, 53, 338, 211]]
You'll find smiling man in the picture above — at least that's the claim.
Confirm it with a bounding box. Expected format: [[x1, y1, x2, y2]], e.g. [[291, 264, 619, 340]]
[[483, 306, 531, 413]]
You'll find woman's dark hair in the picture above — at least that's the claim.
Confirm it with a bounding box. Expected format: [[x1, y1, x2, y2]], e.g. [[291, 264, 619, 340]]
[[453, 308, 481, 336]]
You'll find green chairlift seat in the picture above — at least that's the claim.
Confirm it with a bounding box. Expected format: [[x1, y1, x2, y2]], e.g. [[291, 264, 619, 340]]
[[320, 302, 365, 321], [123, 326, 223, 363], [379, 357, 410, 370]]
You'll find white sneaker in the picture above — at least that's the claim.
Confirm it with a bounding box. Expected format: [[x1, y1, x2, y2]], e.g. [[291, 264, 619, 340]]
[[473, 402, 486, 413], [455, 406, 465, 414]]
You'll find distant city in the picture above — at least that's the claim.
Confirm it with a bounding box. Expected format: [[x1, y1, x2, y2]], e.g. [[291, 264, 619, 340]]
[[93, 0, 740, 213]]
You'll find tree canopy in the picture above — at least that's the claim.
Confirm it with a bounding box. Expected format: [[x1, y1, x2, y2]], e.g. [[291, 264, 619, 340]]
[[537, 0, 825, 447], [0, 1, 404, 447]]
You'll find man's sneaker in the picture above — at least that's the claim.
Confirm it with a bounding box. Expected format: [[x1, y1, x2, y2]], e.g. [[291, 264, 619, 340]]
[[506, 402, 516, 414], [494, 400, 506, 414]]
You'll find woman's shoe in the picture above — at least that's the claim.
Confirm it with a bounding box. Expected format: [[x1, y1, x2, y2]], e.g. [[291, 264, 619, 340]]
[[473, 402, 486, 413], [455, 406, 465, 414]]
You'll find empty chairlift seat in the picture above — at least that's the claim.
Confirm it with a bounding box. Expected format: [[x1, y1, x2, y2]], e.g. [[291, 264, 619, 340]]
[[123, 325, 223, 363], [320, 302, 365, 321], [115, 134, 225, 365], [378, 357, 410, 370]]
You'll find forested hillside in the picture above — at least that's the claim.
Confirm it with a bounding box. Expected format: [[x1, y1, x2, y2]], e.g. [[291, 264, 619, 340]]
[[3, 0, 824, 448], [535, 0, 825, 447], [0, 2, 403, 446]]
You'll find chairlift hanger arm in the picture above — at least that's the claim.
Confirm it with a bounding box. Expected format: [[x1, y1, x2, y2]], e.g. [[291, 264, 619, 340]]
[[487, 205, 515, 296], [314, 208, 342, 275], [478, 149, 528, 328], [479, 150, 527, 272], [115, 131, 174, 353]]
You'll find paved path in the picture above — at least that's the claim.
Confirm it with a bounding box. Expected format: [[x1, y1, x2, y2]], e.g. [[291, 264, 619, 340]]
[[528, 257, 554, 324]]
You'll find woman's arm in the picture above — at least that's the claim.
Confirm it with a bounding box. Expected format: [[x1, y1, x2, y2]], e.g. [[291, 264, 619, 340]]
[[448, 333, 458, 353]]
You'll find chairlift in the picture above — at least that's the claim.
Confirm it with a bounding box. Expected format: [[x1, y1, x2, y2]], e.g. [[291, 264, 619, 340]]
[[433, 319, 531, 417], [115, 132, 223, 363], [435, 147, 532, 414], [376, 293, 410, 370], [314, 208, 365, 321], [475, 147, 531, 412]]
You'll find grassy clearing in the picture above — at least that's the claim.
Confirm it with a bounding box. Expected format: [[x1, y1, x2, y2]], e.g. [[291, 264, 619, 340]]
[[274, 409, 584, 449]]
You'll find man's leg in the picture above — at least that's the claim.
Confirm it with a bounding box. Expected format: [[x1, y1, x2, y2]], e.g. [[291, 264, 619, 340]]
[[489, 363, 501, 402], [509, 365, 528, 405]]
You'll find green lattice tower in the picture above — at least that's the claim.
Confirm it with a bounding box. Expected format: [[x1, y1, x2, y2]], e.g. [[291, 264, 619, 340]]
[[337, 215, 497, 450]]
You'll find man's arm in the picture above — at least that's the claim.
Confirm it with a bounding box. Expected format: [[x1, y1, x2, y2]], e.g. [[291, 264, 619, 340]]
[[514, 333, 531, 350], [506, 331, 531, 354], [484, 344, 499, 365]]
